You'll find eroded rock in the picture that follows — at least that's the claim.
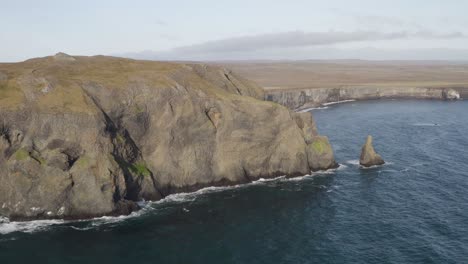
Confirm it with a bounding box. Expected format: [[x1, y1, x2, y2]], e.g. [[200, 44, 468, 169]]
[[0, 55, 336, 220], [359, 135, 385, 167]]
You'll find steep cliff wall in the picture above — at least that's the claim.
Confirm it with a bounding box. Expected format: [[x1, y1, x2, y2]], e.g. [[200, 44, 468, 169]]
[[266, 86, 466, 111], [0, 54, 336, 220]]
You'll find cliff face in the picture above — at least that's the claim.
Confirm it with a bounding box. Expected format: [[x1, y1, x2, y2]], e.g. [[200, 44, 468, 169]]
[[0, 54, 336, 220], [266, 86, 465, 111]]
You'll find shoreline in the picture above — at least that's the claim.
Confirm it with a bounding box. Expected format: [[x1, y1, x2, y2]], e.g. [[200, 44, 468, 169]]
[[265, 86, 465, 111], [0, 165, 345, 229], [2, 163, 340, 223]]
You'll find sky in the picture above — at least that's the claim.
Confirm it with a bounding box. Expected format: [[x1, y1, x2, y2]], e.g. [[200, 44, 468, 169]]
[[2, 0, 468, 61]]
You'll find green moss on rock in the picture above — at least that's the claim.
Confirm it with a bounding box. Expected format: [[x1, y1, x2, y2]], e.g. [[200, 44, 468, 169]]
[[13, 148, 30, 160], [116, 134, 125, 144], [312, 140, 326, 154], [129, 163, 151, 177], [75, 156, 90, 167]]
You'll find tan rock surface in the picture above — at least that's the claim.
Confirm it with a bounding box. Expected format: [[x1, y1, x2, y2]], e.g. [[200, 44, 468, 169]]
[[360, 135, 385, 167], [0, 54, 336, 220]]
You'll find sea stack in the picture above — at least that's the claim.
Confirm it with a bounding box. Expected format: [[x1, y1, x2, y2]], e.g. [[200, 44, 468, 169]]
[[359, 135, 385, 167]]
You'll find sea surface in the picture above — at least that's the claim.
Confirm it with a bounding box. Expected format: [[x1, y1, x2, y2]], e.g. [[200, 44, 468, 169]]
[[1, 100, 467, 264]]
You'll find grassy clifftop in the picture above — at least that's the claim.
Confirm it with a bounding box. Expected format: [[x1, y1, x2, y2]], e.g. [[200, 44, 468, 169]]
[[0, 53, 263, 113]]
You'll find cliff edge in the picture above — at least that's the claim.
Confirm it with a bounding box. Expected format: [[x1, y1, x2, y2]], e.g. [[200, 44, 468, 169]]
[[0, 54, 336, 220]]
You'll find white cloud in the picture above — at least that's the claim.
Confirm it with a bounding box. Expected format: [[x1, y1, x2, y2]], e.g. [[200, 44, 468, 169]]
[[120, 30, 468, 61]]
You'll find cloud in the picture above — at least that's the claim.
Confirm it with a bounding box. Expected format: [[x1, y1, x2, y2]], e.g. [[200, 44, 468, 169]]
[[354, 15, 408, 27], [154, 19, 167, 26], [119, 30, 467, 61], [170, 30, 466, 54], [159, 33, 180, 41], [354, 15, 426, 30]]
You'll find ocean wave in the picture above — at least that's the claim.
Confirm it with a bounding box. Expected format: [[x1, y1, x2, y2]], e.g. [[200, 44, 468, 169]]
[[322, 99, 356, 106], [0, 168, 342, 235], [346, 159, 360, 165], [360, 164, 386, 170], [308, 164, 347, 175], [296, 99, 356, 112], [155, 184, 249, 205], [0, 205, 155, 235], [297, 106, 329, 112], [345, 159, 393, 169], [337, 164, 348, 170], [0, 217, 64, 235], [281, 165, 345, 182], [254, 176, 286, 183], [89, 210, 150, 227]]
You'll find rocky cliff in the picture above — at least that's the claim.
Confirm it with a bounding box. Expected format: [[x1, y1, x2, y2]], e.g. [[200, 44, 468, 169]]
[[266, 86, 465, 111], [0, 54, 336, 220]]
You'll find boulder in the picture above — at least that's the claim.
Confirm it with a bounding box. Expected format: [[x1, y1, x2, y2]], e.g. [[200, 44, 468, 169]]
[[359, 135, 385, 167]]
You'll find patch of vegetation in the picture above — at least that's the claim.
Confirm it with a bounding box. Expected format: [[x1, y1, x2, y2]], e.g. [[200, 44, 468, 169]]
[[312, 140, 326, 154], [74, 156, 90, 168], [129, 162, 151, 177], [13, 148, 30, 160], [0, 81, 25, 110], [116, 134, 125, 144]]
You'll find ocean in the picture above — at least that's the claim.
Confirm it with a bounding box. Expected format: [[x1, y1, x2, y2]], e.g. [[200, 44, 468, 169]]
[[1, 99, 467, 264]]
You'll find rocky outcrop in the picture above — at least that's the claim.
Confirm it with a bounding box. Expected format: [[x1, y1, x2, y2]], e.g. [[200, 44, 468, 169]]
[[293, 112, 338, 171], [442, 88, 461, 100], [0, 54, 336, 220], [266, 86, 465, 111], [359, 135, 385, 167], [53, 52, 76, 62]]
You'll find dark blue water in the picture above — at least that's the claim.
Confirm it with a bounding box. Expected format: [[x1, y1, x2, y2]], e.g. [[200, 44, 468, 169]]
[[1, 100, 468, 264]]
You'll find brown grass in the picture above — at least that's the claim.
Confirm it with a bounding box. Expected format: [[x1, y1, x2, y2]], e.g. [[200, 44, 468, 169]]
[[214, 61, 468, 91], [0, 55, 264, 113]]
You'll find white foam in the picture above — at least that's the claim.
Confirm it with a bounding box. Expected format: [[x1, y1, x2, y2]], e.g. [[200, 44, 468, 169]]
[[346, 160, 361, 165], [282, 166, 344, 182], [282, 174, 313, 181], [0, 169, 343, 234], [297, 106, 329, 112], [337, 164, 348, 170], [360, 161, 393, 169], [253, 176, 286, 183], [89, 212, 143, 227], [345, 159, 393, 169], [311, 164, 347, 175], [0, 204, 154, 234], [296, 99, 356, 112], [360, 164, 384, 170], [0, 217, 64, 235], [322, 99, 356, 106]]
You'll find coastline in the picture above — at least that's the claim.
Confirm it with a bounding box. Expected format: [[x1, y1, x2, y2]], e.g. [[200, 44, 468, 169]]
[[265, 86, 466, 111], [0, 165, 345, 231]]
